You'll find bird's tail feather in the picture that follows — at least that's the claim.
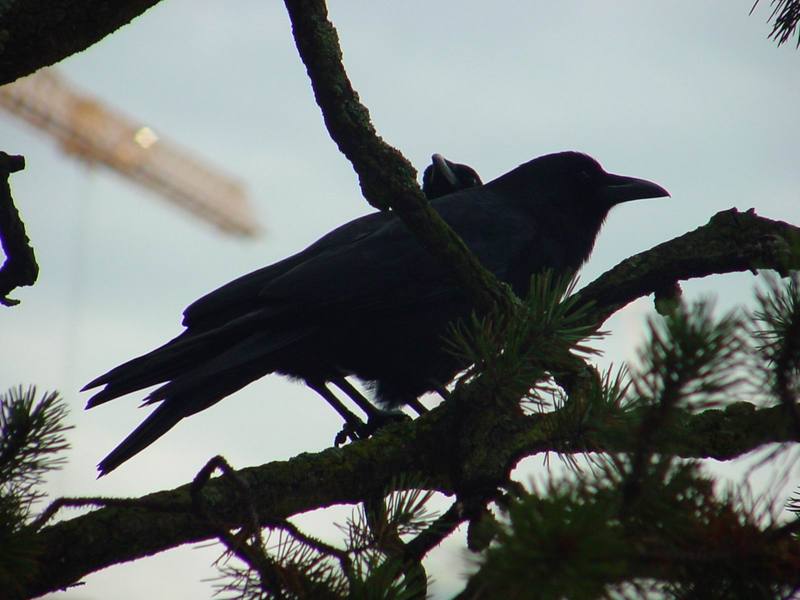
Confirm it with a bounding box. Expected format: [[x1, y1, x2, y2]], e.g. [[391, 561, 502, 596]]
[[83, 313, 283, 408], [97, 400, 187, 476], [84, 329, 220, 407], [94, 328, 316, 473], [142, 332, 289, 407]]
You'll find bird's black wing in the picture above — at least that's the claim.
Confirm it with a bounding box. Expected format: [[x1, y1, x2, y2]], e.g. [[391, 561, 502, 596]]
[[184, 154, 484, 330], [252, 187, 538, 316], [182, 210, 393, 331]]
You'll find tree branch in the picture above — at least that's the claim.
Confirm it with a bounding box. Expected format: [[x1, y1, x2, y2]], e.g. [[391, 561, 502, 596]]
[[579, 208, 800, 324], [282, 0, 514, 313], [17, 207, 800, 597], [0, 152, 37, 306], [12, 207, 797, 597], [0, 1, 164, 85], [20, 399, 795, 598]]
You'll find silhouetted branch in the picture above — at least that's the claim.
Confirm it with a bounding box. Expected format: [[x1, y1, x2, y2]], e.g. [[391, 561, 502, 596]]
[[282, 0, 514, 313], [0, 153, 37, 306], [579, 208, 800, 325], [18, 400, 796, 598], [0, 1, 165, 85], [751, 0, 800, 47], [14, 207, 800, 598], [10, 206, 798, 597]]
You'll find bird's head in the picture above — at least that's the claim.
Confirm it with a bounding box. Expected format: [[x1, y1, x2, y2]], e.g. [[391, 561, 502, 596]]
[[487, 151, 669, 269], [491, 151, 669, 221], [422, 153, 483, 200]]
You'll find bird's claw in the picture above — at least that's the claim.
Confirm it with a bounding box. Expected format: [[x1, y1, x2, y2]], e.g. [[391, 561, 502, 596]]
[[365, 409, 409, 433], [333, 410, 409, 446], [335, 421, 364, 446]]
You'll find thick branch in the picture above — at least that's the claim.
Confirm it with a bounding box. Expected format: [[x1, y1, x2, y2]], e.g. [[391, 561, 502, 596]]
[[579, 208, 800, 324], [0, 1, 164, 85], [0, 152, 37, 305], [22, 400, 793, 599], [18, 207, 800, 597], [282, 0, 512, 313]]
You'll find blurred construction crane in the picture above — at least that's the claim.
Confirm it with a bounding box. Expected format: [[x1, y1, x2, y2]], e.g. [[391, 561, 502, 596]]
[[0, 69, 259, 237]]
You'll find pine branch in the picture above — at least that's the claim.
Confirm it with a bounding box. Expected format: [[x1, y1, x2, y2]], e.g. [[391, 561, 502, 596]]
[[19, 401, 795, 598], [14, 208, 800, 598], [753, 273, 800, 436], [0, 387, 70, 597], [751, 0, 800, 47], [621, 302, 745, 512], [457, 464, 800, 599], [0, 387, 70, 515]]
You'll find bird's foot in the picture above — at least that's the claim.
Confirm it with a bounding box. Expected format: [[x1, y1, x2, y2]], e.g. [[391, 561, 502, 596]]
[[365, 408, 409, 433], [335, 418, 365, 446], [333, 410, 409, 446]]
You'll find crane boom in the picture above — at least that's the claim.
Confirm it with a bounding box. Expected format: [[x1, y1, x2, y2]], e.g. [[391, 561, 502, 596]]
[[0, 69, 259, 237]]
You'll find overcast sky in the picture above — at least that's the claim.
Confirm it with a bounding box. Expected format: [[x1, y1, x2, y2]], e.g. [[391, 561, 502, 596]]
[[1, 2, 798, 598]]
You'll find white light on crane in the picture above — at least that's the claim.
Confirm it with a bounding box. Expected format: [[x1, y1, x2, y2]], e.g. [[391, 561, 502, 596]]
[[134, 126, 159, 149]]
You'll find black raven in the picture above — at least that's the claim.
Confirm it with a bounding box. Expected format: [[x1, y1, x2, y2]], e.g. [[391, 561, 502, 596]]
[[164, 153, 484, 441], [317, 154, 483, 431], [85, 151, 667, 474]]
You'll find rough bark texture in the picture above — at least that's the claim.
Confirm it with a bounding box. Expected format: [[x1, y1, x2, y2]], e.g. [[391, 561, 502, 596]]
[[282, 0, 514, 313], [0, 0, 164, 85], [4, 2, 800, 597], [579, 208, 800, 322], [16, 209, 800, 599], [0, 152, 37, 305]]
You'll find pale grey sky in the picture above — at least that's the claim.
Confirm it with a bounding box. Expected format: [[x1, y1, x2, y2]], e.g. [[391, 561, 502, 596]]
[[0, 2, 798, 598]]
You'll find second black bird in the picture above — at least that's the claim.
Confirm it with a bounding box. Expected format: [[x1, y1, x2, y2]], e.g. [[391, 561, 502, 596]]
[[85, 151, 668, 474]]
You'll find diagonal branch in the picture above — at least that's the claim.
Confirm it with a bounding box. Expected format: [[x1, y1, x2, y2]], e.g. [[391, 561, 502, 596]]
[[20, 401, 796, 598], [578, 208, 800, 324], [15, 208, 800, 598], [282, 0, 513, 313]]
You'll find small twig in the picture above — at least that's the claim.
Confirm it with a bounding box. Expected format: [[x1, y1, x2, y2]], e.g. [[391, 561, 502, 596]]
[[29, 494, 187, 531], [773, 309, 800, 438], [0, 152, 37, 306], [191, 455, 264, 548], [192, 456, 285, 596], [404, 500, 466, 562], [192, 456, 353, 596], [362, 492, 428, 598]]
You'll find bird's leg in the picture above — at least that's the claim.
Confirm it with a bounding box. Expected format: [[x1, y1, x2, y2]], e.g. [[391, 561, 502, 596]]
[[330, 376, 380, 416], [431, 383, 453, 402], [330, 377, 409, 433], [407, 398, 429, 415], [333, 376, 427, 416], [305, 380, 366, 446]]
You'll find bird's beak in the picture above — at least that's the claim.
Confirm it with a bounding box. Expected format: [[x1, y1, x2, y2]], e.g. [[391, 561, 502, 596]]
[[431, 153, 459, 188], [602, 173, 670, 205]]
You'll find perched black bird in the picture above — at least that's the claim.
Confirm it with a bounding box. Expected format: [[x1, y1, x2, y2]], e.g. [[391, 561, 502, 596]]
[[85, 151, 667, 474], [156, 153, 484, 440], [312, 154, 483, 428]]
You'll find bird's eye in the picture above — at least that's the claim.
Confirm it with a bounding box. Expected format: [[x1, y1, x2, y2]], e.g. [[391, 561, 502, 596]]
[[578, 170, 592, 182]]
